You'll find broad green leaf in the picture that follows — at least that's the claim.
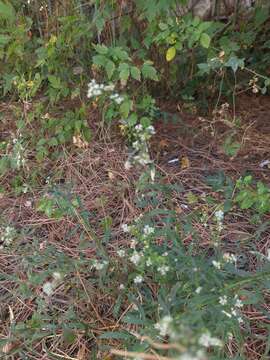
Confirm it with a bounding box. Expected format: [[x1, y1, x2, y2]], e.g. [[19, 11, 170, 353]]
[[120, 99, 132, 118], [94, 44, 108, 55], [254, 7, 269, 28], [141, 63, 158, 81], [225, 56, 245, 73], [166, 46, 176, 62], [0, 34, 10, 46], [200, 33, 211, 48], [118, 62, 130, 83], [0, 1, 15, 21], [48, 75, 61, 89], [105, 60, 115, 79], [92, 54, 107, 67], [130, 66, 141, 81]]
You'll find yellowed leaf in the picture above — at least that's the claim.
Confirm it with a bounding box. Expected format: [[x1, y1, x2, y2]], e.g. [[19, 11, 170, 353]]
[[181, 156, 190, 169], [166, 46, 176, 62]]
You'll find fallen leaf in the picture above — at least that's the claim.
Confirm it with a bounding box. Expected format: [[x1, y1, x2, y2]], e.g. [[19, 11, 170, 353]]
[[181, 156, 190, 169]]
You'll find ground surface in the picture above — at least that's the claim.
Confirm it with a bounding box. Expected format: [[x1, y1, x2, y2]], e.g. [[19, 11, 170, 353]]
[[0, 94, 269, 359]]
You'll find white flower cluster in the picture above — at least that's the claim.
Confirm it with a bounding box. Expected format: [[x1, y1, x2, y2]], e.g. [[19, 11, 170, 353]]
[[213, 252, 237, 270], [12, 139, 25, 169], [42, 271, 63, 296], [212, 260, 221, 269], [87, 79, 124, 104], [157, 265, 170, 276], [130, 251, 143, 265], [117, 249, 125, 257], [198, 332, 223, 348], [223, 252, 237, 264], [110, 93, 124, 104], [134, 275, 143, 284], [87, 79, 115, 98], [143, 224, 154, 236], [124, 124, 155, 170], [220, 294, 244, 323], [121, 223, 130, 233], [214, 209, 224, 232], [154, 315, 173, 337], [0, 226, 16, 247], [91, 259, 108, 271]]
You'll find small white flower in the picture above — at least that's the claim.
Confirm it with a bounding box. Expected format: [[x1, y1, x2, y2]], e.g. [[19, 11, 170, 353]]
[[235, 298, 244, 308], [223, 253, 237, 263], [52, 272, 62, 281], [154, 315, 172, 336], [157, 265, 170, 276], [121, 224, 129, 233], [134, 275, 143, 284], [124, 160, 132, 170], [117, 249, 125, 257], [42, 282, 54, 296], [135, 124, 143, 132], [115, 95, 124, 104], [215, 209, 224, 222], [130, 252, 142, 265], [219, 295, 227, 305], [143, 225, 154, 235], [146, 258, 152, 267], [119, 284, 125, 290], [237, 317, 244, 323], [212, 260, 221, 269], [147, 125, 155, 134], [199, 332, 223, 348], [92, 260, 108, 270], [196, 287, 202, 294]]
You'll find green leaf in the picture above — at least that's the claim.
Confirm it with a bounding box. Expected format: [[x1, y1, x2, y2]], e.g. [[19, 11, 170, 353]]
[[118, 63, 130, 83], [93, 54, 107, 67], [159, 22, 168, 31], [0, 34, 10, 46], [166, 46, 176, 62], [254, 7, 269, 28], [225, 56, 245, 73], [63, 329, 76, 344], [141, 63, 158, 81], [122, 314, 145, 325], [200, 33, 211, 48], [130, 66, 141, 81], [0, 1, 15, 21], [105, 60, 115, 79], [48, 75, 61, 89], [94, 44, 108, 55], [120, 100, 132, 118], [99, 331, 132, 340]]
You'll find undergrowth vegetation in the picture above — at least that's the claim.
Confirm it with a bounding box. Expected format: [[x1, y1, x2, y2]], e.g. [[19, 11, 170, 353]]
[[1, 1, 270, 359]]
